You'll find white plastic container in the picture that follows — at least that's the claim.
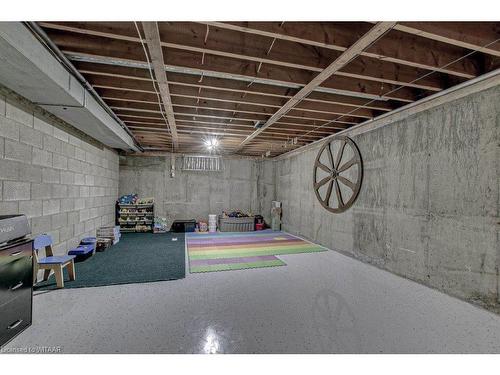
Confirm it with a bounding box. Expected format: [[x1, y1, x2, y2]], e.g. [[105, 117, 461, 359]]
[[208, 224, 217, 233]]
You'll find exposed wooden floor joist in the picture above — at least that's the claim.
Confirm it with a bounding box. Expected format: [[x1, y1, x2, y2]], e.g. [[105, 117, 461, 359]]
[[36, 21, 499, 156], [235, 22, 396, 151]]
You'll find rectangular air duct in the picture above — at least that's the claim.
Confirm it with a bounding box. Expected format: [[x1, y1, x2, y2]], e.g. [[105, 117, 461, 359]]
[[0, 22, 139, 152]]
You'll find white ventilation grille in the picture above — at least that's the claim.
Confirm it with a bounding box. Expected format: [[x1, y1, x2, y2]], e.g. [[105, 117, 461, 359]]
[[182, 155, 223, 172]]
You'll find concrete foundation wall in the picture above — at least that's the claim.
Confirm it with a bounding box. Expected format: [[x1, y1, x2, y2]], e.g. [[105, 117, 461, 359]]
[[119, 155, 275, 226], [0, 88, 119, 256], [275, 85, 499, 308]]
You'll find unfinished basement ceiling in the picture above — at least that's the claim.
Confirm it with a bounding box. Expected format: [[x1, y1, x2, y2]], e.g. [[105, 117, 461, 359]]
[[36, 22, 500, 156]]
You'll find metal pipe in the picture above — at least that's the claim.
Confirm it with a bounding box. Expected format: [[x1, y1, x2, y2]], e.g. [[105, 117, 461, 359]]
[[23, 22, 143, 152]]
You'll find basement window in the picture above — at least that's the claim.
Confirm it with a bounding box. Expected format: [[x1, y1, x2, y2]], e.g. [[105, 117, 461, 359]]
[[182, 155, 223, 172]]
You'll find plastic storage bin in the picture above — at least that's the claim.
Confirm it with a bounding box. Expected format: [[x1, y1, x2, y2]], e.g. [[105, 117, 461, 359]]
[[219, 216, 255, 232], [171, 220, 196, 233]]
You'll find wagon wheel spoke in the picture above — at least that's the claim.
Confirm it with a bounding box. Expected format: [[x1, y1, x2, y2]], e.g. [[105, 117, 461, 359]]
[[335, 179, 344, 207], [335, 139, 346, 169], [314, 175, 331, 190], [324, 180, 334, 206], [337, 175, 356, 191], [337, 157, 358, 173], [327, 143, 335, 169], [315, 160, 331, 173]]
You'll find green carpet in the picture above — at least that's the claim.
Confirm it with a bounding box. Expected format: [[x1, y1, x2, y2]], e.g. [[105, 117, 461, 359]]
[[35, 232, 185, 290]]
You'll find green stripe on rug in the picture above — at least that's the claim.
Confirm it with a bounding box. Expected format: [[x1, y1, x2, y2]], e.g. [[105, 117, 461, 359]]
[[191, 258, 285, 273], [189, 244, 326, 260]]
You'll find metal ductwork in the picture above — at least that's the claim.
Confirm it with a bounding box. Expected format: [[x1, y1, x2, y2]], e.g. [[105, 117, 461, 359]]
[[0, 22, 140, 152]]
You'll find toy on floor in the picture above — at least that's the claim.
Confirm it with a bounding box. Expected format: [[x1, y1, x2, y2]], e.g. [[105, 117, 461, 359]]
[[197, 221, 208, 232], [153, 217, 168, 233], [97, 226, 121, 246], [97, 238, 112, 251]]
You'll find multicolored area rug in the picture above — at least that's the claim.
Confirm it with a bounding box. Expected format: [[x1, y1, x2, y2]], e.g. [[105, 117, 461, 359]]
[[186, 230, 326, 273]]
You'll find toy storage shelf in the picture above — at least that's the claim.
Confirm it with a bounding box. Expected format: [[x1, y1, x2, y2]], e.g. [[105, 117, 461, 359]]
[[118, 203, 154, 233]]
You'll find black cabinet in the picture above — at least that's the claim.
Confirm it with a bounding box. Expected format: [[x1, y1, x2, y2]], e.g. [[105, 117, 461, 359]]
[[0, 238, 33, 348]]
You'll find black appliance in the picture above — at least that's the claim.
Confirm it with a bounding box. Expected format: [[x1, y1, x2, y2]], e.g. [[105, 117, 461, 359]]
[[0, 215, 33, 348]]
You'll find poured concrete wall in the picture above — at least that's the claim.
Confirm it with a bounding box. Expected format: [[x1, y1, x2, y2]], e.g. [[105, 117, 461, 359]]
[[275, 85, 499, 308], [119, 155, 275, 226], [0, 87, 119, 256]]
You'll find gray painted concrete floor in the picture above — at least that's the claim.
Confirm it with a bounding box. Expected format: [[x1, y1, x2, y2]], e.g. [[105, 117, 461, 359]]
[[4, 247, 500, 353]]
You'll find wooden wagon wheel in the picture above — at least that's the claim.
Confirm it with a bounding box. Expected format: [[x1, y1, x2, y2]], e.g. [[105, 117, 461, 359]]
[[313, 136, 363, 213]]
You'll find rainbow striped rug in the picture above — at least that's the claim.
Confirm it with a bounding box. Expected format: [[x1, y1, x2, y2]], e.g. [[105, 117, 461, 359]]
[[186, 230, 326, 273]]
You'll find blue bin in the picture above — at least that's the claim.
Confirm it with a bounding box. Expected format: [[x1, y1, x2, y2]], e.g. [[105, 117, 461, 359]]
[[80, 237, 96, 251], [80, 237, 97, 245], [68, 244, 95, 261], [68, 244, 94, 256]]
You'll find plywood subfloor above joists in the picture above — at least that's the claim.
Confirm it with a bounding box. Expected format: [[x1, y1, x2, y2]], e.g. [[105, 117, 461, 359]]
[[37, 21, 500, 156]]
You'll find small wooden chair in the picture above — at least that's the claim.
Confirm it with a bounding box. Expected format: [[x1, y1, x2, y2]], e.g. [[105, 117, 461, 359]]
[[33, 234, 76, 288]]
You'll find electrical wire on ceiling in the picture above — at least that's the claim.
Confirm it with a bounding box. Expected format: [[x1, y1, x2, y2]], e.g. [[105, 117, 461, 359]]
[[133, 21, 173, 152], [257, 36, 500, 151]]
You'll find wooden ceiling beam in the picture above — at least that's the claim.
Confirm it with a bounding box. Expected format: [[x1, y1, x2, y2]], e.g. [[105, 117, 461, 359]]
[[117, 112, 354, 128], [133, 128, 320, 143], [129, 117, 346, 131], [39, 22, 444, 92], [89, 79, 384, 115], [175, 119, 347, 131], [235, 22, 396, 151], [170, 93, 374, 118], [38, 21, 497, 157], [63, 49, 417, 102], [130, 124, 322, 140], [103, 94, 373, 120], [111, 105, 363, 127], [128, 119, 335, 135], [126, 120, 339, 135], [201, 22, 480, 79], [395, 22, 500, 57], [52, 32, 418, 103], [102, 94, 373, 120], [141, 21, 179, 149], [78, 62, 393, 111], [113, 106, 261, 122]]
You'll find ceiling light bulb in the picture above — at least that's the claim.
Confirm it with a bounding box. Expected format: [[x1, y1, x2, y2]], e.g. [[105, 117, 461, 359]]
[[205, 137, 219, 150]]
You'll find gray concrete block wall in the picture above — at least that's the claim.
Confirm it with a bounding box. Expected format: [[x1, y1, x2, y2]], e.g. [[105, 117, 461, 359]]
[[275, 84, 499, 310], [0, 90, 119, 257], [119, 155, 275, 227]]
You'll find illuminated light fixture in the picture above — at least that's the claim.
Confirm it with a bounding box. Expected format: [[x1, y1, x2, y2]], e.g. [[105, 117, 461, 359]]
[[204, 137, 219, 151]]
